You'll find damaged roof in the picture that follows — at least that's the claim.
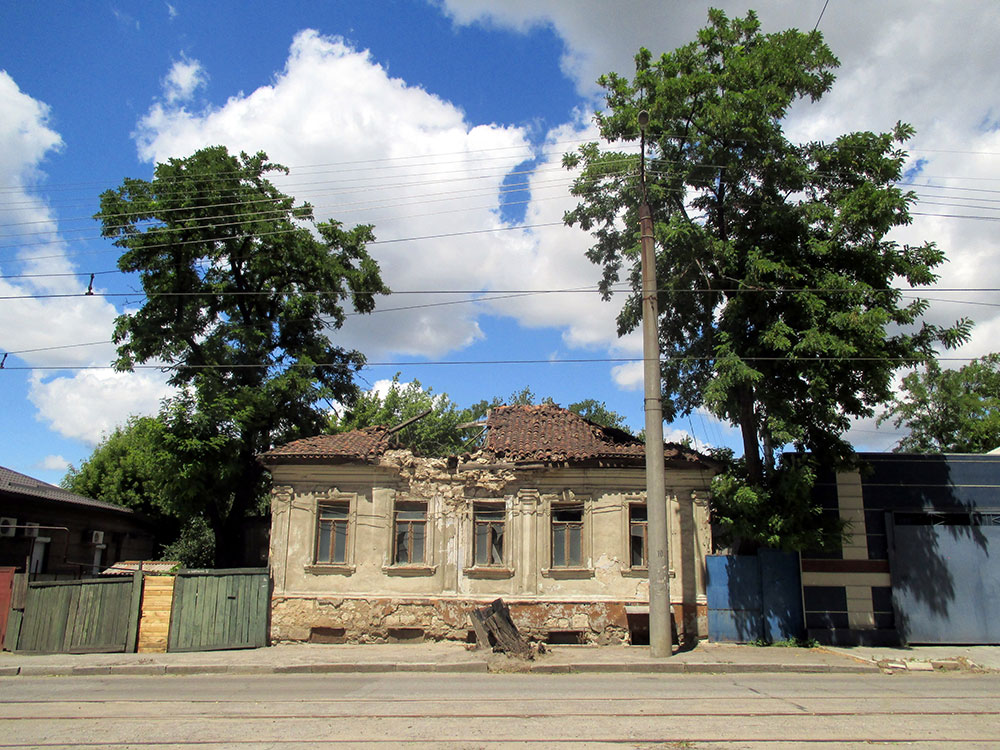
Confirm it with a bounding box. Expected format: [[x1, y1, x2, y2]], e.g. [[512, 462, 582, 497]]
[[260, 426, 390, 464], [481, 403, 708, 467], [262, 404, 712, 469]]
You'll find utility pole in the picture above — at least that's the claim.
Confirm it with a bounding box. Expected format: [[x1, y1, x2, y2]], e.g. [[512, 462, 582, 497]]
[[638, 110, 672, 657]]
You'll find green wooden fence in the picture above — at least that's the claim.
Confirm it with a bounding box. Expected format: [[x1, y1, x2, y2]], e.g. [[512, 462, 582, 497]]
[[15, 574, 141, 654], [167, 569, 270, 652]]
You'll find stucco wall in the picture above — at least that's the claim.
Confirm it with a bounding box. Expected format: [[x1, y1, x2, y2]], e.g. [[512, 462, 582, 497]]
[[267, 451, 712, 643]]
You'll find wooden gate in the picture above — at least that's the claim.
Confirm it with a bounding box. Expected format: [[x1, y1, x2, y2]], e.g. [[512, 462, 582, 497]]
[[16, 575, 141, 653], [167, 569, 269, 652]]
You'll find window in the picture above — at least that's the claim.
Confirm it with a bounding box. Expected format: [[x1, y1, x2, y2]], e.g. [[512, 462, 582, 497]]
[[629, 505, 648, 568], [474, 506, 505, 566], [551, 505, 583, 567], [316, 504, 349, 564], [394, 503, 426, 565]]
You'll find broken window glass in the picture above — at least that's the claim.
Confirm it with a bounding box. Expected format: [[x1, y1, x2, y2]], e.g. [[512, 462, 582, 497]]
[[474, 507, 505, 566]]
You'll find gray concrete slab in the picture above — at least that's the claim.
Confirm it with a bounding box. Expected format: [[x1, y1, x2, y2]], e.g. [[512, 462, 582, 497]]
[[820, 644, 1000, 672]]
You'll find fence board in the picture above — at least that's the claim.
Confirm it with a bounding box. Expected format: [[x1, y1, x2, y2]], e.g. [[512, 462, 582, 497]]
[[167, 569, 269, 652], [16, 578, 136, 654], [138, 576, 174, 653]]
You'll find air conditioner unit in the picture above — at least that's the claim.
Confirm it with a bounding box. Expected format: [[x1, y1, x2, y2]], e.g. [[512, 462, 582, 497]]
[[89, 530, 104, 545], [0, 517, 16, 537], [24, 522, 40, 538]]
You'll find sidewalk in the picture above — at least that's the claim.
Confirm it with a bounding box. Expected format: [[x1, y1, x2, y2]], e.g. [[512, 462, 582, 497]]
[[3, 640, 995, 677]]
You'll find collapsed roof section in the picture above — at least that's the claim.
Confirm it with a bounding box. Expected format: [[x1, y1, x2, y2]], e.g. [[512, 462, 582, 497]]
[[260, 403, 714, 469]]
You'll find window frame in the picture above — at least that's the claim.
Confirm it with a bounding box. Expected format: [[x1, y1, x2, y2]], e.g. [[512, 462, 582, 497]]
[[315, 502, 350, 565], [550, 503, 584, 568], [393, 501, 428, 566], [628, 503, 649, 570], [305, 492, 357, 575], [473, 504, 506, 568]]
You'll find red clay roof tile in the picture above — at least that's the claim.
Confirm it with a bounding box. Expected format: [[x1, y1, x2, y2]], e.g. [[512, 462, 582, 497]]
[[260, 426, 389, 463]]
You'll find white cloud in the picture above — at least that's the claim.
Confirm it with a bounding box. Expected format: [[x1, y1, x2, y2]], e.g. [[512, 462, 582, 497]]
[[0, 72, 176, 446], [166, 3, 177, 20], [134, 30, 534, 360], [28, 369, 173, 446], [0, 72, 120, 361], [611, 361, 643, 391], [37, 454, 69, 472], [163, 57, 207, 104]]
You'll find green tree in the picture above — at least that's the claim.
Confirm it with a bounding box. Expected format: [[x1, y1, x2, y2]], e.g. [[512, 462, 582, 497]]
[[336, 375, 476, 455], [61, 414, 216, 566], [95, 146, 388, 566], [880, 353, 1000, 453], [563, 10, 969, 549], [567, 398, 630, 432], [62, 416, 169, 515]]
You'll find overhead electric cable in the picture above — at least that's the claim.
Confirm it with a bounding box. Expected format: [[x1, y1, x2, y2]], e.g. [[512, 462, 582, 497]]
[[0, 353, 984, 373]]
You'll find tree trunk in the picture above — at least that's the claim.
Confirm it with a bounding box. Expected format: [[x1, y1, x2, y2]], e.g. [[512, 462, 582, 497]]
[[738, 387, 764, 486], [211, 447, 264, 568]]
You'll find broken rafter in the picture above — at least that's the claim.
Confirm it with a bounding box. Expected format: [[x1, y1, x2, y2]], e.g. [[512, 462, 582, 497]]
[[386, 408, 433, 435]]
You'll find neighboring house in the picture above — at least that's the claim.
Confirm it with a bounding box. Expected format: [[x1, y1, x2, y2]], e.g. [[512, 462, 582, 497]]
[[802, 453, 1000, 645], [262, 404, 719, 645], [0, 466, 155, 577]]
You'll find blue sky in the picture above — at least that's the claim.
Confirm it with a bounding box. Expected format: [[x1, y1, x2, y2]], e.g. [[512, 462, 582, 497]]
[[3, 1, 1000, 485]]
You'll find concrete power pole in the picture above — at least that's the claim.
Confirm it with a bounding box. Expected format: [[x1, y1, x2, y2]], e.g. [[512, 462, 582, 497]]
[[637, 110, 673, 657]]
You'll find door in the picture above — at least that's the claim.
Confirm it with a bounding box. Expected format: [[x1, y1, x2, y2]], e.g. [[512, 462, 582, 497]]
[[890, 512, 1000, 644]]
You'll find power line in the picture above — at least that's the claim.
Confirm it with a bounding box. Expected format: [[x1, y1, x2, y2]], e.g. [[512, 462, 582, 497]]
[[5, 172, 998, 255], [0, 354, 984, 373], [0, 220, 566, 265], [3, 285, 998, 303]]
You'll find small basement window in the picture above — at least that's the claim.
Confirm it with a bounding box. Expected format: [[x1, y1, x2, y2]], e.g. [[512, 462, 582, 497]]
[[545, 630, 585, 645]]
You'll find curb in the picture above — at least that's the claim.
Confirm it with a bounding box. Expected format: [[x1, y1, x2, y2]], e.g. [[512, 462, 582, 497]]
[[1, 661, 877, 677]]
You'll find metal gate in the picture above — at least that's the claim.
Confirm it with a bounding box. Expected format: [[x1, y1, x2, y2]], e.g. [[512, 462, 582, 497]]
[[0, 568, 15, 649], [891, 514, 1000, 644], [16, 575, 141, 653], [706, 549, 804, 643], [167, 569, 269, 652]]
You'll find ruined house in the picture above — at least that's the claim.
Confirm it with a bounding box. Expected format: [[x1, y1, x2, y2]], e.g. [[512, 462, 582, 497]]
[[261, 403, 718, 645]]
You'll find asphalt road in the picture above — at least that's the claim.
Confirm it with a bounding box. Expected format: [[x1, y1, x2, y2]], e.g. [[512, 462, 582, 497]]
[[2, 672, 999, 749]]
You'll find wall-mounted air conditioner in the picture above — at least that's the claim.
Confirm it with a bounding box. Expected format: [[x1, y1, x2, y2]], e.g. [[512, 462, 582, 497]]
[[24, 522, 40, 538], [0, 517, 16, 537], [89, 530, 104, 545]]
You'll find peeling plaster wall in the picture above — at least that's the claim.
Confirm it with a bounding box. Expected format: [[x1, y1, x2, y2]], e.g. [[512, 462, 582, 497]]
[[267, 451, 713, 644]]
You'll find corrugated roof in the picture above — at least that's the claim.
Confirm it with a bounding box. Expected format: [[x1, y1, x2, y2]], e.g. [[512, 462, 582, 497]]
[[259, 426, 390, 463], [0, 465, 136, 514], [101, 560, 182, 575], [483, 404, 707, 466]]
